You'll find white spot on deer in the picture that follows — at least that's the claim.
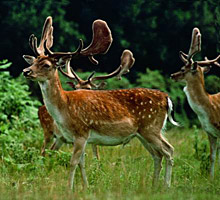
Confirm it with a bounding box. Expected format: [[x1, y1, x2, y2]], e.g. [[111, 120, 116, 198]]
[[139, 112, 142, 115], [140, 102, 143, 105], [130, 97, 133, 100], [150, 108, 153, 112], [149, 100, 152, 104], [90, 120, 93, 125], [136, 106, 139, 109], [132, 109, 135, 113], [148, 115, 151, 118], [142, 116, 145, 119], [143, 109, 146, 112]]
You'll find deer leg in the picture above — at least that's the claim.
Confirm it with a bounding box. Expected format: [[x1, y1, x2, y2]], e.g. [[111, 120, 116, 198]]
[[41, 134, 53, 156], [92, 144, 100, 160], [160, 135, 174, 187], [50, 137, 64, 151], [137, 134, 163, 186], [138, 131, 174, 187], [69, 136, 87, 190], [208, 134, 218, 178], [78, 151, 89, 189]]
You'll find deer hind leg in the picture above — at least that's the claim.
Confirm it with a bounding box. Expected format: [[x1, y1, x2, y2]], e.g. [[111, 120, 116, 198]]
[[208, 134, 218, 178], [50, 137, 64, 151], [41, 131, 53, 156], [138, 131, 174, 187], [137, 134, 163, 186], [78, 151, 89, 189], [69, 136, 88, 190], [92, 144, 100, 160]]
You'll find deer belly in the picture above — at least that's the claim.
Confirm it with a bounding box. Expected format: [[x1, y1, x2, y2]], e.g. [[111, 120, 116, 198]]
[[198, 116, 220, 137], [88, 132, 136, 146]]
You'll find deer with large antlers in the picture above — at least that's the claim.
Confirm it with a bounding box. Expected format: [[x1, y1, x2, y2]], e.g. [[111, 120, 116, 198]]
[[23, 16, 178, 190], [39, 49, 134, 158], [171, 27, 220, 178]]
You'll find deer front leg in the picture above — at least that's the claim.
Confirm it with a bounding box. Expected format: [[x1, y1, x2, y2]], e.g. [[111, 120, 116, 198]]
[[69, 136, 88, 190], [208, 134, 218, 178], [78, 151, 88, 189]]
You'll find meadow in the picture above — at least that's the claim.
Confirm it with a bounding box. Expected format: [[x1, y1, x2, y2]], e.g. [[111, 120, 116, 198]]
[[0, 127, 220, 200], [1, 61, 220, 199]]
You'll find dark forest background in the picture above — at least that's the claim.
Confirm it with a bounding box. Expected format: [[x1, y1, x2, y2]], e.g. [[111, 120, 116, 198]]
[[0, 0, 220, 127], [1, 0, 220, 76]]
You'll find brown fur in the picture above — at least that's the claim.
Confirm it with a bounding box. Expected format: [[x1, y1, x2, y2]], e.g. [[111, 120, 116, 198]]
[[23, 55, 177, 189]]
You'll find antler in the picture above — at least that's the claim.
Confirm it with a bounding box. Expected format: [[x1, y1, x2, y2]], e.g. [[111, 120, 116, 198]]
[[187, 28, 201, 61], [116, 50, 135, 80], [179, 27, 201, 64], [46, 19, 113, 65], [28, 17, 112, 66], [59, 49, 135, 89], [29, 16, 53, 56], [197, 55, 220, 67], [59, 59, 122, 89]]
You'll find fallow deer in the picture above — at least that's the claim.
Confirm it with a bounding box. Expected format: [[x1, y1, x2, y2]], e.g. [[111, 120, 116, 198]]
[[39, 49, 134, 158], [23, 16, 178, 190], [171, 27, 220, 178]]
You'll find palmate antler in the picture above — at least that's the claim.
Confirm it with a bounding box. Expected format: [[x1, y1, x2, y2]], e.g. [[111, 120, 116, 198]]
[[29, 16, 53, 56], [59, 49, 135, 89], [179, 27, 220, 68], [29, 17, 113, 66], [44, 19, 113, 65]]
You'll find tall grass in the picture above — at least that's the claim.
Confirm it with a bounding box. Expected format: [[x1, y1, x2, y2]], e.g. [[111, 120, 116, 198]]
[[0, 127, 220, 200]]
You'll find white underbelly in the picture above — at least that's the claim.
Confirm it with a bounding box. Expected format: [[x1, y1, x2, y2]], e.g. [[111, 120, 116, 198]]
[[54, 123, 136, 146], [87, 132, 136, 146]]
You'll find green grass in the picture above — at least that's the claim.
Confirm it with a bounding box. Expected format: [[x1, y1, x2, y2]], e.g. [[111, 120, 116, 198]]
[[0, 128, 220, 200]]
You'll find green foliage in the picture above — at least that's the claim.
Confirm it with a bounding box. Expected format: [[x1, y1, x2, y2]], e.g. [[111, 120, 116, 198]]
[[192, 126, 210, 175], [0, 60, 40, 127], [0, 60, 43, 171], [205, 75, 220, 94], [0, 129, 220, 199]]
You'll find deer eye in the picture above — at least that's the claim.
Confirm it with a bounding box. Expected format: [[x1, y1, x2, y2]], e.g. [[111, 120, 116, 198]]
[[44, 64, 50, 68]]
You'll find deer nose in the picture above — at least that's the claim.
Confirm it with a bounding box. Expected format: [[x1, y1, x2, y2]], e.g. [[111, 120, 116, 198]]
[[23, 68, 32, 77]]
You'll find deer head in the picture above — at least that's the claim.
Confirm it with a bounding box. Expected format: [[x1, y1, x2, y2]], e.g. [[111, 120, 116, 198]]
[[59, 49, 135, 89], [171, 27, 220, 83], [23, 16, 113, 81]]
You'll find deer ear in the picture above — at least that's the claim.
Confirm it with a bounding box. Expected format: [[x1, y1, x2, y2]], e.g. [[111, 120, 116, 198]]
[[191, 62, 198, 71], [23, 55, 35, 65], [202, 66, 211, 74], [55, 56, 72, 67]]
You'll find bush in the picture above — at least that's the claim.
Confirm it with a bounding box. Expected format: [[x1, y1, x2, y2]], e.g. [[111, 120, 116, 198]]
[[0, 60, 42, 168], [0, 60, 40, 127]]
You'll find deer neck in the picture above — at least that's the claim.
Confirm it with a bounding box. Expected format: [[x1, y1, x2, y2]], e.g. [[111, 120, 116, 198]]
[[38, 70, 66, 118], [184, 76, 210, 115]]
